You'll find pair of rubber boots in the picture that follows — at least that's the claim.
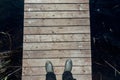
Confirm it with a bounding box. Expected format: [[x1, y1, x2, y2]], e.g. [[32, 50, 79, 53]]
[[45, 59, 72, 73]]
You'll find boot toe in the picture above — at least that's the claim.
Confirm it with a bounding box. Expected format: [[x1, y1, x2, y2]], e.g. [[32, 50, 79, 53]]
[[64, 59, 73, 72], [45, 61, 54, 73]]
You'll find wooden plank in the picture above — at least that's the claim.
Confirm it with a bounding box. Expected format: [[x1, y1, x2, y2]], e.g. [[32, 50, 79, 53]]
[[23, 0, 91, 79], [24, 34, 90, 42], [23, 58, 91, 67], [24, 26, 90, 34], [25, 4, 89, 11], [23, 50, 91, 58], [25, 0, 89, 3], [22, 75, 92, 80], [23, 42, 91, 50], [24, 19, 90, 26], [24, 11, 89, 19], [22, 66, 91, 75]]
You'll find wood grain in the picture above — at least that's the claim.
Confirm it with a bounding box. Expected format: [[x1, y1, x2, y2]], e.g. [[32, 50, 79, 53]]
[[23, 1, 91, 79], [23, 42, 91, 50], [24, 19, 90, 26], [24, 26, 90, 34], [23, 58, 91, 67], [25, 4, 89, 11], [25, 0, 89, 3], [24, 34, 90, 42], [22, 75, 92, 80], [24, 11, 89, 19], [23, 50, 91, 58], [22, 66, 91, 75]]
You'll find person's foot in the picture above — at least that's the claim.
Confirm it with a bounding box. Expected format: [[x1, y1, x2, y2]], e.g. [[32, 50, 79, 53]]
[[64, 59, 73, 72], [45, 61, 54, 73]]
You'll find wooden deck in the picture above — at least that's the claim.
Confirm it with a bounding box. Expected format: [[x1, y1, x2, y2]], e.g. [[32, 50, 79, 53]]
[[22, 0, 91, 80]]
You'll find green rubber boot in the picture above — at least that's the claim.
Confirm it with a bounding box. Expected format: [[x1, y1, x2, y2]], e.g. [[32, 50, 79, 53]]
[[45, 61, 54, 73], [64, 59, 73, 72]]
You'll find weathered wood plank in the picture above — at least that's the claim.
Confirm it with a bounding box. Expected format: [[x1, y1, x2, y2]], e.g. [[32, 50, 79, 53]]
[[22, 75, 92, 80], [23, 50, 91, 58], [24, 34, 90, 42], [24, 11, 89, 19], [23, 42, 91, 50], [23, 0, 91, 79], [24, 19, 90, 26], [25, 4, 89, 11], [23, 58, 91, 67], [22, 66, 91, 75], [24, 26, 90, 34], [25, 0, 89, 3]]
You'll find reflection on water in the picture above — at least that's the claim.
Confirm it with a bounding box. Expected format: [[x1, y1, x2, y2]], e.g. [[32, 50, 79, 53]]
[[0, 0, 24, 80], [90, 0, 120, 80]]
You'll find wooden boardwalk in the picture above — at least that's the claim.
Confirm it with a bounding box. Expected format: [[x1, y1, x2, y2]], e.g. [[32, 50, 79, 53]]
[[22, 0, 91, 80]]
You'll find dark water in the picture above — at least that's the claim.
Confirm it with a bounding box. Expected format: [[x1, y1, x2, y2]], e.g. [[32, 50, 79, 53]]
[[0, 0, 24, 80], [90, 0, 120, 80]]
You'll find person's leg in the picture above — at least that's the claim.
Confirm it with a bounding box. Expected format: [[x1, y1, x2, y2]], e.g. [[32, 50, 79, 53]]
[[46, 72, 56, 80], [45, 61, 57, 80], [62, 59, 76, 80], [62, 71, 76, 80]]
